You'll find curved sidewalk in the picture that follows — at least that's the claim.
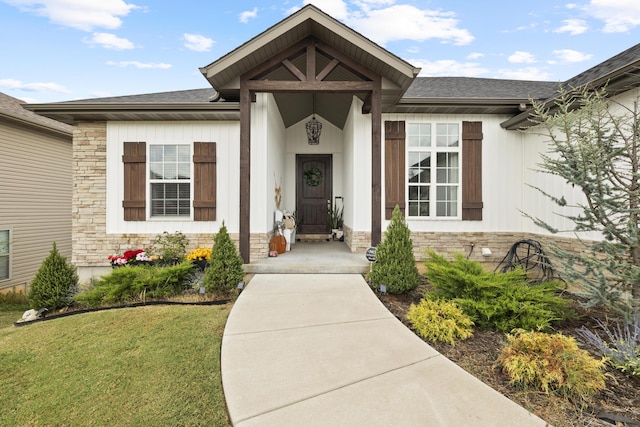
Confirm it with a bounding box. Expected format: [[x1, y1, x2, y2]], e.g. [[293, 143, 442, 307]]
[[221, 274, 550, 427]]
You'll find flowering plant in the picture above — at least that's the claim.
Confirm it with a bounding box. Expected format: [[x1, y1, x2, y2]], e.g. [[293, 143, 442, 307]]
[[108, 249, 158, 266], [187, 247, 212, 261]]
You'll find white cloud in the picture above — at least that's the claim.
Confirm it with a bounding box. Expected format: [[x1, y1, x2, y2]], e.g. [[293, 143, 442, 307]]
[[239, 7, 258, 23], [496, 67, 552, 81], [84, 33, 135, 50], [467, 52, 484, 60], [346, 4, 473, 46], [183, 33, 214, 52], [0, 78, 71, 93], [554, 19, 588, 35], [411, 60, 489, 77], [298, 1, 473, 45], [552, 49, 593, 62], [4, 0, 140, 31], [508, 51, 537, 64], [106, 61, 172, 69], [585, 0, 640, 32]]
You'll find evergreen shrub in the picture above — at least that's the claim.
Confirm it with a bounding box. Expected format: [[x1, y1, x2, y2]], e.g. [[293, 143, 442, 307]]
[[202, 222, 245, 296], [424, 250, 572, 332], [74, 261, 194, 307], [368, 205, 420, 294], [28, 242, 78, 311], [498, 330, 606, 400], [406, 298, 474, 345]]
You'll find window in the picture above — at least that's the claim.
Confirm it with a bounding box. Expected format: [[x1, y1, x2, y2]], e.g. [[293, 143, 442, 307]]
[[407, 123, 460, 218], [149, 145, 191, 217], [0, 230, 9, 281]]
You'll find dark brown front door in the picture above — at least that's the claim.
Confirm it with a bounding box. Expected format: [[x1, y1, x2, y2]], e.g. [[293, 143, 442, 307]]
[[296, 154, 332, 234]]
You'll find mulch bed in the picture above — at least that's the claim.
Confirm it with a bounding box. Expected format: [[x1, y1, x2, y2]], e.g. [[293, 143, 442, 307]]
[[376, 282, 640, 427]]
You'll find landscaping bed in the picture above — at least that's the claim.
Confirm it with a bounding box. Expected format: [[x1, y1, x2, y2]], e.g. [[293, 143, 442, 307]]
[[378, 282, 640, 427]]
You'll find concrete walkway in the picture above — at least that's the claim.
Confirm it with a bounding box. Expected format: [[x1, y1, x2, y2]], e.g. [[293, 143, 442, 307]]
[[221, 274, 550, 427]]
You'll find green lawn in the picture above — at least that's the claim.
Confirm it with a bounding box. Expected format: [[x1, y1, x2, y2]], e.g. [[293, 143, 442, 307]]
[[0, 304, 232, 426]]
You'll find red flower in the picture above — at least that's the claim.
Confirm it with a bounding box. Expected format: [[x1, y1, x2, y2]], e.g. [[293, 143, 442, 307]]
[[123, 249, 144, 260]]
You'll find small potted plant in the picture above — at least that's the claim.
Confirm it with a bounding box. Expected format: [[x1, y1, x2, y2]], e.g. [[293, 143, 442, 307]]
[[329, 204, 344, 240]]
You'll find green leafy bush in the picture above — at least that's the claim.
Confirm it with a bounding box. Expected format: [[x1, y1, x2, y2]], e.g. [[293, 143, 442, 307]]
[[28, 242, 78, 311], [578, 315, 640, 377], [424, 251, 572, 332], [368, 205, 420, 294], [498, 330, 606, 400], [153, 231, 189, 264], [202, 222, 244, 296], [406, 298, 474, 345], [74, 262, 194, 307]]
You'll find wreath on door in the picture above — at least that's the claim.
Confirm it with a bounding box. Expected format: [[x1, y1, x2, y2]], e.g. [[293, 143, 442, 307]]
[[304, 166, 323, 187]]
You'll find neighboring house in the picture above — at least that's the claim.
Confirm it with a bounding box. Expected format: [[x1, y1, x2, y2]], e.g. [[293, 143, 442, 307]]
[[0, 92, 73, 293], [25, 5, 640, 281]]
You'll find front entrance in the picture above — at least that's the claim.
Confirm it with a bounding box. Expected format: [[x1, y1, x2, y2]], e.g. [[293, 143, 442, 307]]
[[296, 154, 332, 234]]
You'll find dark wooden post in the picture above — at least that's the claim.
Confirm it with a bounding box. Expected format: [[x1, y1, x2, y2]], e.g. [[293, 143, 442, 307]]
[[371, 77, 382, 246], [239, 80, 251, 263]]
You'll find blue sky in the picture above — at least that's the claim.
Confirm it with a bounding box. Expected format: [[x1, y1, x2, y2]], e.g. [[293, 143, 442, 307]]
[[2, 0, 639, 103]]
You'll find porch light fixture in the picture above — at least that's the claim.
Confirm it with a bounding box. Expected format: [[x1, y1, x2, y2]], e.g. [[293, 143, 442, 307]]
[[306, 93, 322, 145]]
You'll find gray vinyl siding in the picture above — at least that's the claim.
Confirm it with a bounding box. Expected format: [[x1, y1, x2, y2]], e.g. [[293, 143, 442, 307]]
[[0, 120, 72, 292]]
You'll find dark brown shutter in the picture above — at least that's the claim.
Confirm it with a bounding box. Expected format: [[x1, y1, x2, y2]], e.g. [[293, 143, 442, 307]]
[[385, 121, 406, 219], [122, 141, 146, 221], [193, 142, 217, 221], [462, 121, 483, 220]]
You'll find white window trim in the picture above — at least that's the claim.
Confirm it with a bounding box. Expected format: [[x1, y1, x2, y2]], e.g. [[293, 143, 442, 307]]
[[406, 122, 462, 220], [148, 142, 194, 221]]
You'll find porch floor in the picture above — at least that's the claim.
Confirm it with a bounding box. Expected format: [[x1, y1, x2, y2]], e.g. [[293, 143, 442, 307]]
[[245, 241, 370, 274]]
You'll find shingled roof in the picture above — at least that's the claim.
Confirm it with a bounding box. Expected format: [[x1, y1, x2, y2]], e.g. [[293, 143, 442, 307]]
[[405, 77, 558, 100], [0, 92, 72, 135]]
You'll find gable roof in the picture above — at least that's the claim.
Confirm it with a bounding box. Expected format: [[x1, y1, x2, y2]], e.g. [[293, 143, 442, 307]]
[[199, 4, 420, 107], [0, 92, 72, 137]]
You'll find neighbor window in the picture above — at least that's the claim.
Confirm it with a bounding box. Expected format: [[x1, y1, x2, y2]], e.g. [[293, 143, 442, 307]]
[[149, 145, 191, 217], [407, 123, 460, 217], [0, 230, 9, 281]]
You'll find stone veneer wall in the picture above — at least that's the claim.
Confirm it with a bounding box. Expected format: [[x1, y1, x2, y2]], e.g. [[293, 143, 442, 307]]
[[343, 225, 371, 254]]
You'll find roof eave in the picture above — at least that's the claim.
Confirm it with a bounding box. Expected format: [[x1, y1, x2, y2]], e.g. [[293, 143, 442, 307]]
[[24, 102, 241, 125], [0, 112, 73, 138]]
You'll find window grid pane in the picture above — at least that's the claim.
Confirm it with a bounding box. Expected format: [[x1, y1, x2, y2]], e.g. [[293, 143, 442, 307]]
[[407, 123, 431, 147], [149, 144, 191, 217], [436, 123, 459, 147]]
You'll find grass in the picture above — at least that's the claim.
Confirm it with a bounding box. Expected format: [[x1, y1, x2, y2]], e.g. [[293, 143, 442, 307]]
[[0, 304, 232, 426], [0, 292, 30, 328]]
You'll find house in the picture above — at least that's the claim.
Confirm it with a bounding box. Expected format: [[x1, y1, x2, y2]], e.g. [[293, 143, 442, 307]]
[[0, 92, 73, 293], [24, 5, 640, 281]]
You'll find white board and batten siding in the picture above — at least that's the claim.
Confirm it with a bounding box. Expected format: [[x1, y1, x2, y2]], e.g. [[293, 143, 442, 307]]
[[106, 121, 241, 235], [0, 120, 72, 292]]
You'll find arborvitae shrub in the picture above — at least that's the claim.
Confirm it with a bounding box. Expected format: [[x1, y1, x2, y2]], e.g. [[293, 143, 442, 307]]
[[424, 250, 572, 332], [406, 298, 474, 345], [498, 330, 606, 401], [369, 205, 420, 294], [28, 242, 78, 311], [202, 222, 245, 295]]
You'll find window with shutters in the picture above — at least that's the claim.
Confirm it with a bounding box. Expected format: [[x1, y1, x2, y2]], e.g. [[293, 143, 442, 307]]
[[407, 123, 461, 218], [0, 230, 9, 281], [150, 144, 191, 217]]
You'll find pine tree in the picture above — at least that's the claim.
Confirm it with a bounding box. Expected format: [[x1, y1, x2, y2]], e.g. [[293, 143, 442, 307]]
[[202, 222, 245, 295], [28, 242, 78, 311], [528, 85, 640, 315], [369, 205, 420, 293]]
